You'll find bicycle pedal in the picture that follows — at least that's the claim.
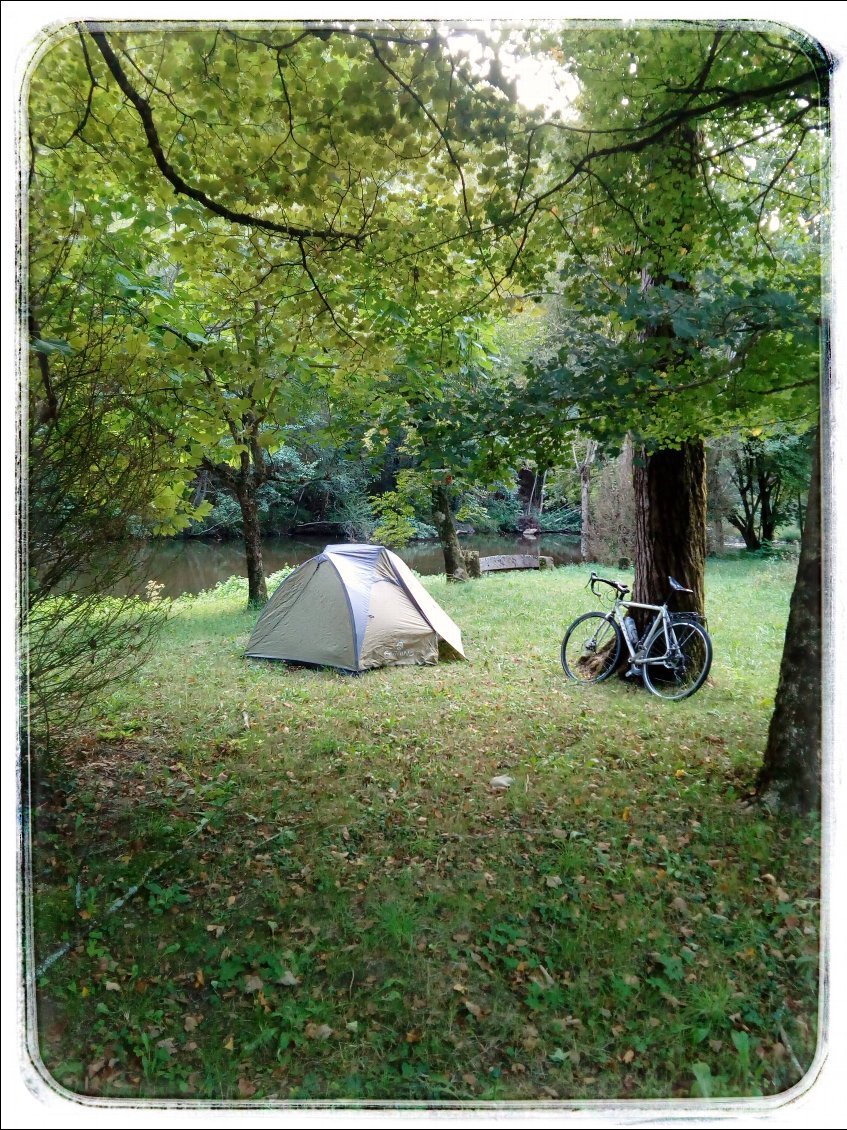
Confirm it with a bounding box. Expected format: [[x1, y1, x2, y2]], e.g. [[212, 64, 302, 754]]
[[625, 666, 641, 678]]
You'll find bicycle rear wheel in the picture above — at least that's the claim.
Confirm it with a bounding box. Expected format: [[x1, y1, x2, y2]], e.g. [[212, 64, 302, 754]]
[[641, 617, 712, 701], [561, 612, 622, 684]]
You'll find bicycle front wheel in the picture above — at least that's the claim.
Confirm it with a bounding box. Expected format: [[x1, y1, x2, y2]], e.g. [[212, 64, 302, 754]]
[[641, 617, 712, 701], [561, 612, 622, 684]]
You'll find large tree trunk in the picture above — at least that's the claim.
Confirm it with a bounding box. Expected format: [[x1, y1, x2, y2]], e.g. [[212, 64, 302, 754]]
[[631, 440, 707, 630], [756, 434, 821, 812], [237, 487, 268, 606], [431, 481, 468, 582]]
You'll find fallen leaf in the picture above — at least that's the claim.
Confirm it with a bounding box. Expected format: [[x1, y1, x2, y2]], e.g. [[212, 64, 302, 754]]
[[670, 897, 689, 914], [184, 1014, 202, 1032], [622, 1049, 635, 1064], [206, 924, 225, 938], [194, 969, 205, 988], [464, 1000, 483, 1020], [238, 1077, 257, 1098], [462, 1073, 478, 1087], [304, 1022, 333, 1040], [405, 1030, 422, 1044], [776, 887, 791, 903], [277, 970, 299, 987], [223, 1035, 235, 1051], [243, 975, 264, 994], [104, 981, 121, 993], [545, 875, 563, 889]]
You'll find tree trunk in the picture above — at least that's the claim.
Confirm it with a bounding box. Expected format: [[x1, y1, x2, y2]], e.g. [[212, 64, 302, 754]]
[[237, 487, 268, 606], [431, 481, 468, 582], [516, 466, 543, 531], [580, 464, 592, 562], [711, 514, 725, 556], [631, 440, 707, 629], [760, 467, 777, 544], [755, 434, 821, 812], [573, 439, 597, 563], [728, 511, 761, 552]]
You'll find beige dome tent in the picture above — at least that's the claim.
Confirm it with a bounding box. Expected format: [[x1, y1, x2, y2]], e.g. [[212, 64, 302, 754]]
[[245, 544, 466, 672]]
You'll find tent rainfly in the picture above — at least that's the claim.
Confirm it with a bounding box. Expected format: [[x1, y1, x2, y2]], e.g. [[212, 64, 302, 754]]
[[244, 544, 466, 672]]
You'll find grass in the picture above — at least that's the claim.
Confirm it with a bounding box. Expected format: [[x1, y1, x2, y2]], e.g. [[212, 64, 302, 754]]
[[27, 556, 820, 1106]]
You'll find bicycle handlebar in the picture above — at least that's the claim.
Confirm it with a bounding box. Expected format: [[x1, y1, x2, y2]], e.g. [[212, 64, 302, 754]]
[[588, 571, 630, 598]]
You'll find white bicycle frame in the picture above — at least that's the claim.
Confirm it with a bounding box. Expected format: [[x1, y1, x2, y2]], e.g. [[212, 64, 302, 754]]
[[608, 598, 681, 666]]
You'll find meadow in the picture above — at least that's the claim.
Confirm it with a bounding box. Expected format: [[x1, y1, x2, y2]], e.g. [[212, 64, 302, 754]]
[[30, 557, 820, 1105]]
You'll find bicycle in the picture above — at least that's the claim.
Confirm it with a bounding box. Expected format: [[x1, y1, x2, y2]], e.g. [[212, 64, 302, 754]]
[[560, 572, 713, 701]]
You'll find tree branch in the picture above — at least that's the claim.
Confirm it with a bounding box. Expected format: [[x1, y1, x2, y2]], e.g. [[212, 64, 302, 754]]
[[86, 27, 363, 247]]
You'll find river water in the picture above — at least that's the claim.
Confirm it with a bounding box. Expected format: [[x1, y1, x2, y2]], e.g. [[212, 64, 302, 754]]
[[126, 534, 584, 598]]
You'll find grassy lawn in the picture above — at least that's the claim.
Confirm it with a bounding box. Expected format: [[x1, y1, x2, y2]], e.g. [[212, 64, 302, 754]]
[[28, 556, 820, 1105]]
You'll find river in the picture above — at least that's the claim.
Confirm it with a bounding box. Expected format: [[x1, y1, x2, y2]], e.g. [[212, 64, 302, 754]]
[[123, 534, 584, 598]]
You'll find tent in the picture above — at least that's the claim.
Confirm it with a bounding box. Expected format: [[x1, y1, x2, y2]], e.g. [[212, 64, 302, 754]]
[[245, 544, 466, 672]]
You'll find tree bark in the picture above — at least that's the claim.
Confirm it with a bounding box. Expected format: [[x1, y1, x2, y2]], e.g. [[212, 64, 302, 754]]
[[431, 481, 468, 582], [631, 440, 707, 629], [755, 433, 821, 812], [237, 487, 268, 606]]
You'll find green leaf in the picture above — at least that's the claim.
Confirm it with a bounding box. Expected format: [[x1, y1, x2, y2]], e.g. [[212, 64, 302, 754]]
[[690, 1062, 713, 1098], [31, 337, 73, 355]]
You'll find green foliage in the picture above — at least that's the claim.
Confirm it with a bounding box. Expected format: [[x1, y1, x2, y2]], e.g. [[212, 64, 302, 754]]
[[25, 593, 171, 733], [709, 428, 814, 552], [371, 470, 430, 548]]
